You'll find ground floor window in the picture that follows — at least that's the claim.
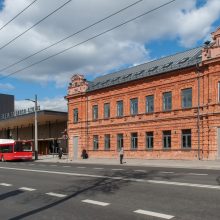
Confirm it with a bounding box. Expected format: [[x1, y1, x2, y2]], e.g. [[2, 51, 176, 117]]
[[93, 135, 99, 150], [117, 134, 123, 150], [146, 132, 153, 149], [104, 134, 110, 150], [131, 132, 138, 149], [182, 129, 191, 148], [163, 130, 171, 148]]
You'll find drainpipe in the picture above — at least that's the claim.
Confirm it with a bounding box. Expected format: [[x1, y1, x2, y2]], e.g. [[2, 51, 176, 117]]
[[86, 95, 89, 152], [196, 61, 201, 160]]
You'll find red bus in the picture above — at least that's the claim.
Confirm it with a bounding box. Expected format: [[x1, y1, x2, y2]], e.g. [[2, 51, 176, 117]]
[[0, 139, 33, 162]]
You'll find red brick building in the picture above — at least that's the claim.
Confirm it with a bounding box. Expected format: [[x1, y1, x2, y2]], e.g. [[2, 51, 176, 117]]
[[66, 28, 220, 160]]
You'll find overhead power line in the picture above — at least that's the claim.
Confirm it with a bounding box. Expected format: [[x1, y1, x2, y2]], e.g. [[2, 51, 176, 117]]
[[0, 0, 143, 73], [0, 0, 176, 81], [0, 0, 72, 51], [0, 0, 38, 32]]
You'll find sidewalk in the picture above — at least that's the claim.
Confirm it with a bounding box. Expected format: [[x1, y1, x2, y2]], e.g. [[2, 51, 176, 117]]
[[36, 155, 220, 170]]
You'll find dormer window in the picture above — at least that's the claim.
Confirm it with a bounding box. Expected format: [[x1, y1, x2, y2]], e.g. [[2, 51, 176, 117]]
[[178, 57, 189, 64], [148, 66, 158, 72], [163, 62, 173, 68]]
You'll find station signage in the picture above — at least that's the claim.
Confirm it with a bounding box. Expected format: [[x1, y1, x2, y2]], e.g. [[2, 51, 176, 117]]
[[0, 106, 40, 120]]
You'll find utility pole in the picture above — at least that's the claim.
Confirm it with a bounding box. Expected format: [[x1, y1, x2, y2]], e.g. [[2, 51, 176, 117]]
[[34, 94, 38, 160], [26, 95, 38, 160]]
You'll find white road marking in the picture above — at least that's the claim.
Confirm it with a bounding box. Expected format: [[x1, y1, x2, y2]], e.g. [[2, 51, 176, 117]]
[[148, 180, 220, 189], [28, 164, 35, 166], [77, 167, 86, 169], [160, 171, 174, 174], [187, 173, 208, 176], [134, 209, 174, 219], [50, 165, 57, 167], [93, 168, 104, 170], [19, 187, 36, 191], [0, 183, 12, 186], [63, 166, 70, 168], [112, 169, 124, 171], [134, 170, 146, 172], [82, 199, 110, 206], [46, 192, 67, 198], [0, 166, 219, 190]]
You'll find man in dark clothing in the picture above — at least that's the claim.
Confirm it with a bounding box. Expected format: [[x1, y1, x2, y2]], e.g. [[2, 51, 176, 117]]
[[119, 146, 124, 164], [58, 147, 63, 159]]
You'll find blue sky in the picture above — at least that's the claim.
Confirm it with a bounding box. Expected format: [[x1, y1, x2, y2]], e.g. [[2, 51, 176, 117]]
[[0, 0, 220, 111]]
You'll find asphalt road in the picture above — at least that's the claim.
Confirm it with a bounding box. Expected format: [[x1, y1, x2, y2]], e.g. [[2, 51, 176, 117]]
[[0, 161, 220, 220]]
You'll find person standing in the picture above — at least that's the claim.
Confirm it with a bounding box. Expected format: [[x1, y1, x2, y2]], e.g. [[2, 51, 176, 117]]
[[119, 146, 124, 164], [58, 147, 63, 159]]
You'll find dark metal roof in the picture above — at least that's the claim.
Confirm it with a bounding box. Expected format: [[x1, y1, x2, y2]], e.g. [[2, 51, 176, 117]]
[[88, 47, 202, 91]]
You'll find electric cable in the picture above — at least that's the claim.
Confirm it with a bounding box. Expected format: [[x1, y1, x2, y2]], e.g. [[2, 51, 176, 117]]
[[0, 0, 176, 81], [0, 0, 143, 73], [0, 0, 38, 31], [0, 0, 72, 51]]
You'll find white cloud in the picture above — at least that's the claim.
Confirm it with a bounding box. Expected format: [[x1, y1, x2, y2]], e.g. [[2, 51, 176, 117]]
[[0, 0, 219, 87], [15, 96, 67, 112]]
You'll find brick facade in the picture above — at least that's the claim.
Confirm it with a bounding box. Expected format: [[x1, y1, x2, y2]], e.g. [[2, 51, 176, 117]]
[[66, 28, 220, 160]]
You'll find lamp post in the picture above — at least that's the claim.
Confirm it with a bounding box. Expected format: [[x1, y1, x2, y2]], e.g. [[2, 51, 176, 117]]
[[26, 95, 38, 160]]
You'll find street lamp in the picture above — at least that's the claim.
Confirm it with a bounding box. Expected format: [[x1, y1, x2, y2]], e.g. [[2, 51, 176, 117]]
[[26, 95, 38, 160]]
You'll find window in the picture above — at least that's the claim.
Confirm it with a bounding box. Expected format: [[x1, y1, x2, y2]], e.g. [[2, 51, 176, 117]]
[[104, 134, 110, 150], [182, 88, 192, 108], [146, 95, 154, 113], [93, 135, 99, 150], [73, 108, 78, 123], [130, 98, 138, 115], [117, 134, 124, 150], [163, 130, 171, 148], [131, 132, 138, 149], [117, 100, 123, 117], [182, 129, 191, 148], [93, 105, 98, 120], [163, 92, 172, 111], [14, 142, 32, 152], [104, 103, 110, 119], [0, 145, 13, 153], [146, 132, 153, 149]]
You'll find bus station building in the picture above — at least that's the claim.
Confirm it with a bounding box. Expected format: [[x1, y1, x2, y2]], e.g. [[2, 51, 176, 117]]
[[0, 110, 67, 154]]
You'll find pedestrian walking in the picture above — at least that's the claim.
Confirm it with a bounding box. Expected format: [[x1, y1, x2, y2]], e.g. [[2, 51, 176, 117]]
[[119, 146, 124, 164]]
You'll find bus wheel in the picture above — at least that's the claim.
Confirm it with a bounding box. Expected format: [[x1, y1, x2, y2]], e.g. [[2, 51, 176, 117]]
[[1, 156, 5, 162]]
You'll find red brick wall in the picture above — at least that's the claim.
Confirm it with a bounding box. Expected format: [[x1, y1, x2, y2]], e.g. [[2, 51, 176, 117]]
[[67, 61, 220, 160]]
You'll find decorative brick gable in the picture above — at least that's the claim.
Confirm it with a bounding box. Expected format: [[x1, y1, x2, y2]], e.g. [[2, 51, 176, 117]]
[[202, 27, 220, 62], [68, 74, 88, 96]]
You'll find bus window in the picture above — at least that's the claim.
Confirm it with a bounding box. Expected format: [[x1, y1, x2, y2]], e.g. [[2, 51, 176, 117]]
[[14, 142, 32, 152], [1, 145, 13, 153]]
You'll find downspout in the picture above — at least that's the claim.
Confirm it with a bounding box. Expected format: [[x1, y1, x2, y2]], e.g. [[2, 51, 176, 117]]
[[196, 61, 201, 160], [86, 95, 89, 152]]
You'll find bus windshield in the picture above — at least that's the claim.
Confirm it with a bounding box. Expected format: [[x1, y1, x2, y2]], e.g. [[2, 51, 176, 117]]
[[14, 142, 32, 152]]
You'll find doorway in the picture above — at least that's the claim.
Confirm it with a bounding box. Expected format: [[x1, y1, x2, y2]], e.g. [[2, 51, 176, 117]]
[[218, 128, 220, 159], [73, 136, 78, 160]]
